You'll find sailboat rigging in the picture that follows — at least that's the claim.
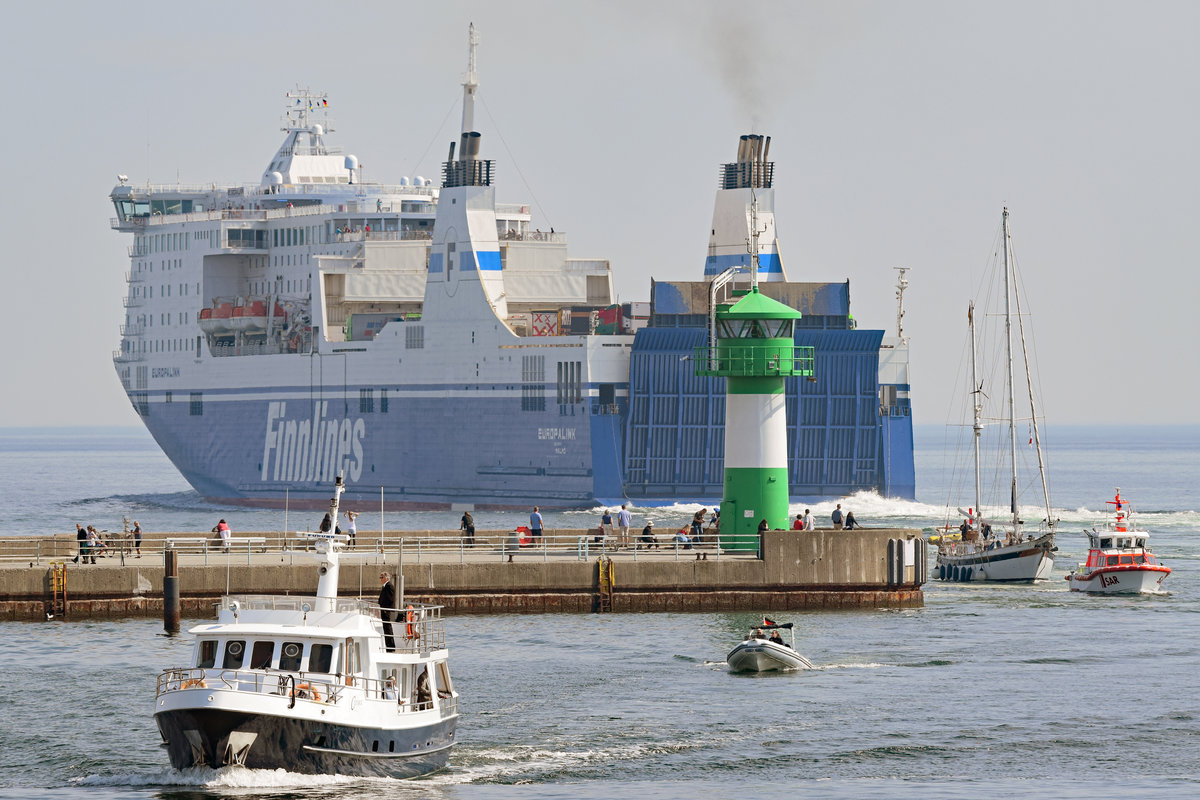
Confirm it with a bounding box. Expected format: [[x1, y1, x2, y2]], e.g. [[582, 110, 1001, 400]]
[[934, 208, 1057, 583]]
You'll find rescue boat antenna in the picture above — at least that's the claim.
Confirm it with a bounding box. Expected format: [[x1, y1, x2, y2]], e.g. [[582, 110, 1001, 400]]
[[461, 23, 480, 135]]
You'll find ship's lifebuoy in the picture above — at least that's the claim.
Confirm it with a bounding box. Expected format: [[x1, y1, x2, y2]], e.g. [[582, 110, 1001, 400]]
[[295, 682, 321, 702], [405, 605, 418, 639]]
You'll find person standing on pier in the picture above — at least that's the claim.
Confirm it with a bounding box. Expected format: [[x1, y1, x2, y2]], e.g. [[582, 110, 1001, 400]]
[[460, 510, 475, 547], [214, 519, 231, 552], [378, 572, 397, 652], [617, 504, 633, 549], [803, 508, 814, 531], [133, 520, 142, 557], [832, 504, 844, 530], [73, 523, 91, 564], [530, 507, 543, 541]]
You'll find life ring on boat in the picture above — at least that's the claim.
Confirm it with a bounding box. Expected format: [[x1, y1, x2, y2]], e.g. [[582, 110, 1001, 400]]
[[405, 605, 418, 639], [295, 682, 321, 702], [182, 678, 208, 689]]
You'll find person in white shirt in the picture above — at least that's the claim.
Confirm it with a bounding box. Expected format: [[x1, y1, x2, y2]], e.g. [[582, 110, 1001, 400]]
[[616, 504, 632, 548]]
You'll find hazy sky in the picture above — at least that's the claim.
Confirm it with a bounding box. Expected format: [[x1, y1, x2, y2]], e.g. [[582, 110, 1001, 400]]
[[2, 1, 1197, 428]]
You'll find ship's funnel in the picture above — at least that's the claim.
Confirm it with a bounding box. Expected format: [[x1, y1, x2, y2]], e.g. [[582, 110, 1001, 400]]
[[721, 133, 774, 190], [737, 135, 751, 162], [448, 141, 457, 161], [460, 132, 471, 161], [465, 131, 482, 160]]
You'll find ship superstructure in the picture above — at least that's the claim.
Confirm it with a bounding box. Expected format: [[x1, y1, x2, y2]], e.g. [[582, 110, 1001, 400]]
[[109, 27, 914, 509]]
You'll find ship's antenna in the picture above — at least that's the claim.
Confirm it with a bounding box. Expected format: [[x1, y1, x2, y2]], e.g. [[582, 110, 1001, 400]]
[[461, 22, 480, 134], [282, 87, 332, 135], [747, 190, 766, 291], [894, 267, 910, 342]]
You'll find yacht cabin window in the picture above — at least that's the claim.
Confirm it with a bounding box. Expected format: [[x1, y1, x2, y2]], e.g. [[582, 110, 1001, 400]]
[[310, 643, 334, 673], [223, 640, 246, 669], [279, 642, 303, 672], [198, 640, 217, 668], [250, 641, 274, 670]]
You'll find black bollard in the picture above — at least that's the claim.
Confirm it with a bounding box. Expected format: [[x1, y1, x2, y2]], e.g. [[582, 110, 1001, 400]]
[[164, 549, 180, 633]]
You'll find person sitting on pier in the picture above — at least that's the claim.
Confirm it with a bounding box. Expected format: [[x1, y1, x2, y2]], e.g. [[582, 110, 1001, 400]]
[[844, 511, 859, 530], [792, 514, 805, 530], [674, 528, 693, 549], [638, 521, 658, 549]]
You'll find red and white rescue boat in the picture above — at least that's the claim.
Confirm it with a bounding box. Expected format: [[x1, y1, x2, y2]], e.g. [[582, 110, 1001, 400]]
[[1066, 490, 1170, 595]]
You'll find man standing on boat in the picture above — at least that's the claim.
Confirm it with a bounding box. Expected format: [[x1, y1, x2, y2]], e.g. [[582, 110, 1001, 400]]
[[378, 572, 397, 652]]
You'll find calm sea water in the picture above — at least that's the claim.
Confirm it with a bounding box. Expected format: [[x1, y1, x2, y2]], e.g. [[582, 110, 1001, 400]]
[[0, 425, 1197, 799]]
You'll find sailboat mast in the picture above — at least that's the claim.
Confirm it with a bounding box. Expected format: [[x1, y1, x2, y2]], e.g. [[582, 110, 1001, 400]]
[[1002, 207, 1019, 526], [1011, 249, 1055, 529], [969, 302, 983, 525]]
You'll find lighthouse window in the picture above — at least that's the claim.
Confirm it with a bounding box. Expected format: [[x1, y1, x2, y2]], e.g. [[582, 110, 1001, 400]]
[[222, 640, 246, 669], [279, 641, 303, 672]]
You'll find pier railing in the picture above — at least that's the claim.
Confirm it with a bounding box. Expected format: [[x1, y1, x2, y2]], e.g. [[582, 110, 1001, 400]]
[[0, 530, 763, 567]]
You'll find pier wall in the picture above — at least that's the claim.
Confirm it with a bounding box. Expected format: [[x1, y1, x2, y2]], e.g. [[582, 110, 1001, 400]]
[[0, 529, 924, 621]]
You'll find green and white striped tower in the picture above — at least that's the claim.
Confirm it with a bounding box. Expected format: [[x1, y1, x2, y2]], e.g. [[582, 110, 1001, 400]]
[[696, 259, 814, 551]]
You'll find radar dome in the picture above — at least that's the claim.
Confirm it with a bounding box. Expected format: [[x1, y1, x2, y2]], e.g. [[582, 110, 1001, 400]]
[[270, 172, 283, 185], [415, 176, 425, 186], [344, 155, 359, 171], [399, 177, 409, 186], [312, 123, 324, 136]]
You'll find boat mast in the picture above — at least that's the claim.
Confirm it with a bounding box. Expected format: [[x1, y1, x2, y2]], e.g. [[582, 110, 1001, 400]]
[[1011, 240, 1055, 530], [1002, 207, 1019, 526], [969, 301, 983, 526]]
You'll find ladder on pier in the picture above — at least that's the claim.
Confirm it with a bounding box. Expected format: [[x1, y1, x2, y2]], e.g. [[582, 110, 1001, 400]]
[[595, 557, 614, 613], [47, 563, 67, 619]]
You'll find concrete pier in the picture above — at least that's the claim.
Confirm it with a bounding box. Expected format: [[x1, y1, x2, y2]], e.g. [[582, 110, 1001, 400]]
[[0, 528, 925, 621]]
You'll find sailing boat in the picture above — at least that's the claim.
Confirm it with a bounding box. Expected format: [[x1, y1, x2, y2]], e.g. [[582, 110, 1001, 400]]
[[934, 208, 1057, 583]]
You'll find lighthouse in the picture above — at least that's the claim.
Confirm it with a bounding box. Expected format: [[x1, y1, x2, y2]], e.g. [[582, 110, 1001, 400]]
[[696, 182, 814, 550]]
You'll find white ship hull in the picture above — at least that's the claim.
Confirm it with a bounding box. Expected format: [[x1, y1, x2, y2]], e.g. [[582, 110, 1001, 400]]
[[936, 533, 1056, 582], [1066, 566, 1169, 595]]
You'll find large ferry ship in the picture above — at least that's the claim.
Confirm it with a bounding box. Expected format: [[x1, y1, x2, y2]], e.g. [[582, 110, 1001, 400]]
[[109, 27, 914, 510]]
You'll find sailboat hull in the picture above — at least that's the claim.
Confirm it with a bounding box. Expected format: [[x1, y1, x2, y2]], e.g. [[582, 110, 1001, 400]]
[[935, 532, 1055, 582]]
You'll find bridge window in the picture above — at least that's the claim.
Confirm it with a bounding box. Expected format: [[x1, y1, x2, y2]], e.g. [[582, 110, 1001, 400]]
[[279, 641, 303, 672], [222, 640, 246, 669], [250, 641, 274, 669], [197, 640, 217, 668], [310, 644, 334, 674]]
